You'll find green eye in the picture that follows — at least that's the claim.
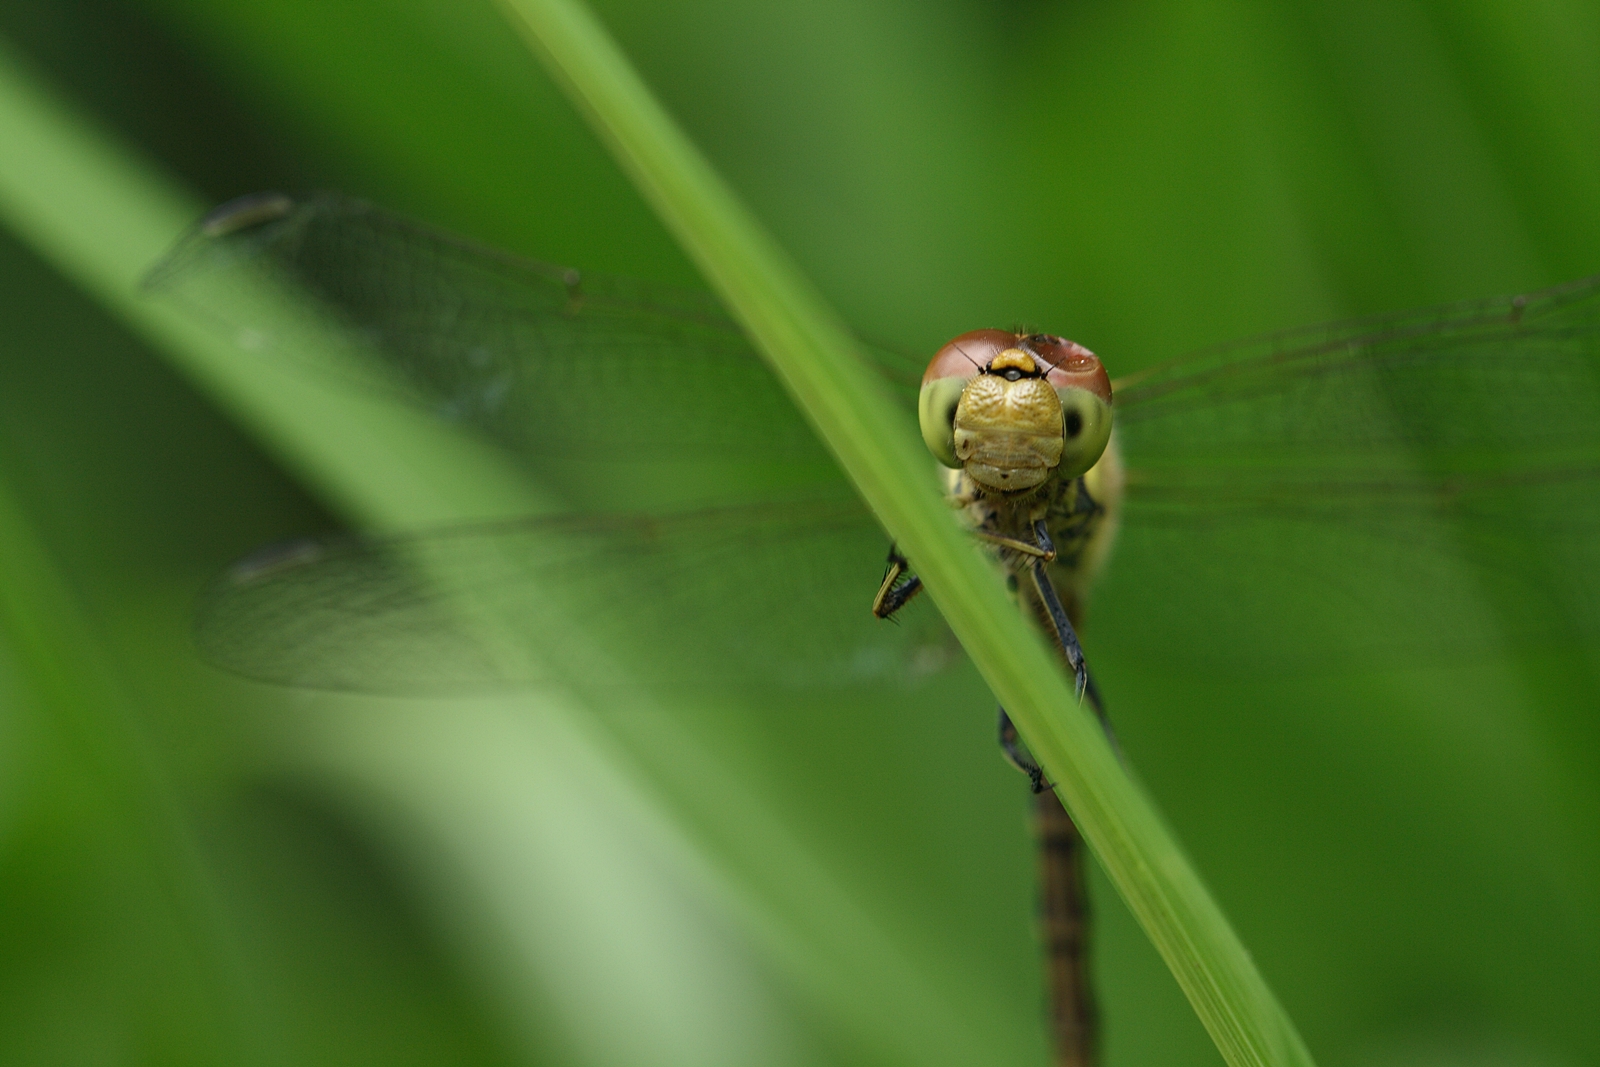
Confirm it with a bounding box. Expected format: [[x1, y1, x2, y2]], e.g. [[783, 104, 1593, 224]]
[[918, 376, 967, 468], [1054, 387, 1113, 479]]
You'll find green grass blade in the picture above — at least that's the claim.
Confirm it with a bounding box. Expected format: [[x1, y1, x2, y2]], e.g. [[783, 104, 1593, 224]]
[[494, 2, 1318, 1064]]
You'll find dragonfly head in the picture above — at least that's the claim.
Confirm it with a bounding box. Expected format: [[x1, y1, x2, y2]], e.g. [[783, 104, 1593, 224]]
[[919, 330, 1113, 493]]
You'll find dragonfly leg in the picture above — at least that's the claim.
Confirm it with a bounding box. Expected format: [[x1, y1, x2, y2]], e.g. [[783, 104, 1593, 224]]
[[976, 529, 1056, 560], [871, 543, 923, 620], [1028, 522, 1118, 755], [1032, 518, 1058, 558], [1028, 521, 1092, 700], [999, 706, 1049, 793]]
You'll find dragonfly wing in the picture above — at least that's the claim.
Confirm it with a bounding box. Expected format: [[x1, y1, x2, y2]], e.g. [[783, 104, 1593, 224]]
[[145, 193, 920, 474], [1106, 277, 1600, 671], [196, 498, 961, 697]]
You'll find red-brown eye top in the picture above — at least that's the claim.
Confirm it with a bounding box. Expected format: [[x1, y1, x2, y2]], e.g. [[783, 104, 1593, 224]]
[[922, 329, 1111, 404], [1023, 333, 1112, 404], [921, 329, 1017, 385]]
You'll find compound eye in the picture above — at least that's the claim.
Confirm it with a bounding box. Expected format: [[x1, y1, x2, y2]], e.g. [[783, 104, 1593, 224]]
[[1054, 387, 1113, 479], [1029, 335, 1107, 386], [918, 376, 967, 468], [917, 330, 1014, 468], [1030, 336, 1114, 479], [921, 330, 1014, 385]]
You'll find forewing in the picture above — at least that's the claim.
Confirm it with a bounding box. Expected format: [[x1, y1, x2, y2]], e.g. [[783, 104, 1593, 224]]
[[1103, 278, 1600, 670], [145, 194, 923, 471]]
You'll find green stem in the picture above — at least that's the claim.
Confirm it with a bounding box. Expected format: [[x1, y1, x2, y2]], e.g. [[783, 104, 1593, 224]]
[[493, 3, 1317, 1065]]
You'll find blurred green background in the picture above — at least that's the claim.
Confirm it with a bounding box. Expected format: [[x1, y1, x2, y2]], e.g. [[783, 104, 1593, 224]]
[[0, 1, 1597, 1065]]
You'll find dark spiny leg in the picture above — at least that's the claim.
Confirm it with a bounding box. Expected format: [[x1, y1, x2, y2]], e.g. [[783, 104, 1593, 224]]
[[871, 543, 922, 620], [1025, 545, 1117, 751], [1028, 521, 1094, 703], [999, 707, 1047, 793]]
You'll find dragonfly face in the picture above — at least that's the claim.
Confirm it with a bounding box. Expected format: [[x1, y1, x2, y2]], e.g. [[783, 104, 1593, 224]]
[[918, 329, 1114, 494]]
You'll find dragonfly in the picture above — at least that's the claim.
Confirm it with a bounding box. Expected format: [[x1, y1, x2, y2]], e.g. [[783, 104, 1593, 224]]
[[147, 192, 1600, 1067], [871, 326, 1120, 1064]]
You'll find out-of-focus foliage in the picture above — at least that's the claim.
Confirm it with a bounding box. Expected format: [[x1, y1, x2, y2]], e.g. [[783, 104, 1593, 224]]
[[0, 2, 1595, 1066]]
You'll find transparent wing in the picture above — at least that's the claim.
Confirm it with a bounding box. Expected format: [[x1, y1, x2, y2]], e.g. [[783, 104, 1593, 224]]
[[196, 497, 961, 698], [145, 192, 923, 476], [1101, 277, 1600, 672]]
